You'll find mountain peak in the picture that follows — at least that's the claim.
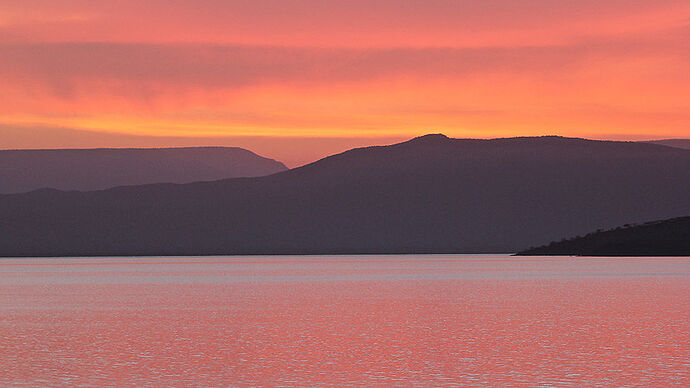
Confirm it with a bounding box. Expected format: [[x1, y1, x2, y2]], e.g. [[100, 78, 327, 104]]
[[406, 133, 451, 144]]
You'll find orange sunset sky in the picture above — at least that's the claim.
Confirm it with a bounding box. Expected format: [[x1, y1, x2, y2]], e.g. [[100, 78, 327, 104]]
[[1, 0, 688, 166]]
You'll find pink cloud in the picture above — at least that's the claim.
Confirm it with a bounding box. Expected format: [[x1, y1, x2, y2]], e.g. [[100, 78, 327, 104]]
[[1, 0, 688, 47], [0, 30, 685, 98]]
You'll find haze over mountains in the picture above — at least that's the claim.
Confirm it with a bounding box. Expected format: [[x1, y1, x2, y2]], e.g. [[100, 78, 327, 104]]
[[1, 135, 689, 257], [0, 147, 287, 194], [645, 139, 690, 150]]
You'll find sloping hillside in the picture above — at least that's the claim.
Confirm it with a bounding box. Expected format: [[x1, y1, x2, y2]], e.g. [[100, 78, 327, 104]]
[[517, 217, 690, 256]]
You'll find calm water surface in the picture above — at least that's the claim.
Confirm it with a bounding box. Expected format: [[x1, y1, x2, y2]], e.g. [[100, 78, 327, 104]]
[[0, 255, 688, 386]]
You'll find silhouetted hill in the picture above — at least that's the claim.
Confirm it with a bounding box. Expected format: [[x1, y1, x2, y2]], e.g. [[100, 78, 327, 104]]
[[0, 147, 287, 193], [645, 139, 690, 150], [1, 135, 689, 257], [517, 217, 690, 256]]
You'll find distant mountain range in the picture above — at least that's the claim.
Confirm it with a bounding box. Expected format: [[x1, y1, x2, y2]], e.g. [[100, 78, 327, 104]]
[[1, 135, 689, 257], [645, 139, 690, 150], [517, 217, 690, 256], [0, 147, 287, 194]]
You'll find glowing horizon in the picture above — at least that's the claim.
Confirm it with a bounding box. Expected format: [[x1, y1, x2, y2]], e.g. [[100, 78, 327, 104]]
[[1, 0, 688, 165]]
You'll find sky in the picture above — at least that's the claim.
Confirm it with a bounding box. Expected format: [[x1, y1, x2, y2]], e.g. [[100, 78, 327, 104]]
[[1, 0, 688, 166]]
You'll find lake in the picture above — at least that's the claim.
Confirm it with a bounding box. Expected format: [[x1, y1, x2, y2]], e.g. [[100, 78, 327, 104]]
[[1, 255, 688, 386]]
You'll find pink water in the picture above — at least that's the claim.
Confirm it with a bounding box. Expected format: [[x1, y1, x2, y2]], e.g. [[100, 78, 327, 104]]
[[1, 255, 688, 386]]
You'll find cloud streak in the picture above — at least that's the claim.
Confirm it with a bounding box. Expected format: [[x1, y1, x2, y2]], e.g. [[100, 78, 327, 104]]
[[0, 32, 686, 96]]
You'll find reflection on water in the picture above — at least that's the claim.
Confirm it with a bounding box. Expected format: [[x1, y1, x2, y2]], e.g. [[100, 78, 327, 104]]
[[0, 255, 688, 386]]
